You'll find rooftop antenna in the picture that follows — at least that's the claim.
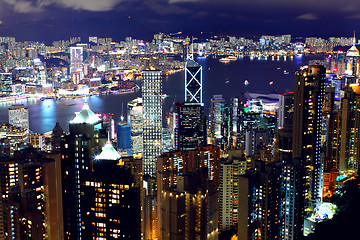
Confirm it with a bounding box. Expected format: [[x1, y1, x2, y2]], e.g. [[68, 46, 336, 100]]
[[354, 31, 356, 46], [120, 103, 125, 122]]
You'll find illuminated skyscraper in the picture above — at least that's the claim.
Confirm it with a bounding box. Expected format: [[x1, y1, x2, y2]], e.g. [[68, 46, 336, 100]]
[[8, 104, 29, 130], [61, 102, 103, 239], [117, 122, 132, 154], [278, 92, 294, 129], [209, 95, 227, 147], [293, 65, 326, 211], [0, 73, 12, 95], [238, 161, 281, 240], [175, 102, 206, 150], [127, 98, 143, 158], [339, 84, 360, 172], [70, 47, 84, 80], [185, 60, 202, 103], [157, 145, 220, 240], [82, 142, 141, 239], [142, 70, 162, 177], [345, 35, 359, 78], [0, 149, 64, 239], [219, 150, 247, 231]]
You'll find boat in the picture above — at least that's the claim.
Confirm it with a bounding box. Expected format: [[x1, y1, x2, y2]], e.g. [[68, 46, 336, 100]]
[[227, 56, 237, 61], [244, 80, 249, 86], [40, 96, 57, 101], [284, 70, 289, 75], [269, 81, 274, 85], [219, 58, 230, 63]]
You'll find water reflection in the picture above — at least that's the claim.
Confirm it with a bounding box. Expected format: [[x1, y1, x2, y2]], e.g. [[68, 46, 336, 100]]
[[0, 54, 324, 133]]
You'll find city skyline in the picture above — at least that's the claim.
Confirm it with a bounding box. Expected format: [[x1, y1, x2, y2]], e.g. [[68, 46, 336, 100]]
[[1, 6, 360, 236]]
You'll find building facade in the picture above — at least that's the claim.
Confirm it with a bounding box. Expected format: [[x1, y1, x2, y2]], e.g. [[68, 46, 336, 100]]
[[8, 104, 29, 130], [142, 70, 162, 177]]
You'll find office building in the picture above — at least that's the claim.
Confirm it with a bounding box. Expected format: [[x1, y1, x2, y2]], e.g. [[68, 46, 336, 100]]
[[345, 41, 359, 77], [0, 73, 12, 95], [229, 97, 243, 149], [117, 122, 132, 155], [219, 150, 247, 231], [127, 97, 143, 158], [185, 60, 202, 103], [339, 83, 360, 172], [51, 121, 65, 153], [0, 148, 64, 239], [142, 70, 162, 177], [8, 104, 29, 130], [245, 129, 269, 157], [278, 159, 304, 240], [238, 161, 281, 240], [278, 92, 294, 129], [70, 47, 83, 74], [275, 93, 294, 162], [293, 65, 326, 211], [175, 102, 206, 150], [209, 95, 227, 148], [61, 102, 103, 239], [79, 142, 141, 239], [157, 145, 220, 240], [70, 47, 84, 81], [0, 124, 29, 155]]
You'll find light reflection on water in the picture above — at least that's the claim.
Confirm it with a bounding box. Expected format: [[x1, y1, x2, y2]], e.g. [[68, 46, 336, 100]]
[[0, 54, 323, 133]]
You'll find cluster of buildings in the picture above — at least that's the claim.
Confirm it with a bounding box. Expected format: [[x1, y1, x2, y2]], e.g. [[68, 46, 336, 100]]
[[0, 33, 358, 102], [0, 33, 360, 240]]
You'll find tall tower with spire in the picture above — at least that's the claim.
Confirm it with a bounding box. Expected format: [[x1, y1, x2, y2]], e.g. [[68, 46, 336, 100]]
[[345, 31, 360, 79]]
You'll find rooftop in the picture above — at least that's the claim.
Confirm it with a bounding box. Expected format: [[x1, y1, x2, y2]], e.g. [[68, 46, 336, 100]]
[[70, 102, 101, 125], [95, 142, 121, 161], [346, 45, 360, 57]]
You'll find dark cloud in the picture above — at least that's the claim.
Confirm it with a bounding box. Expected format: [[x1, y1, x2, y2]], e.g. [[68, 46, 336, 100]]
[[1, 0, 127, 13], [0, 0, 359, 42], [296, 13, 318, 20]]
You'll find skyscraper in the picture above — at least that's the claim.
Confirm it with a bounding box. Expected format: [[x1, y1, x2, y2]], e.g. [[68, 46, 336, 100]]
[[70, 47, 84, 81], [209, 95, 227, 147], [175, 102, 206, 150], [185, 60, 202, 103], [339, 83, 360, 172], [0, 73, 12, 95], [157, 145, 221, 240], [127, 97, 143, 158], [142, 70, 162, 177], [219, 150, 247, 231], [293, 65, 326, 211], [117, 122, 132, 154], [8, 104, 29, 130], [0, 149, 64, 239], [82, 142, 141, 239], [61, 102, 103, 239], [278, 92, 294, 129], [238, 161, 281, 240]]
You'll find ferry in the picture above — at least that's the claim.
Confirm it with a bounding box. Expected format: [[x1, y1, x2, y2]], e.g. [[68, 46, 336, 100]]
[[40, 96, 58, 101], [219, 58, 230, 63], [227, 56, 237, 61]]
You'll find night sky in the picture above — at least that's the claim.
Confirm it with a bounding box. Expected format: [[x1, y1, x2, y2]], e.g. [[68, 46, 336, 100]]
[[0, 0, 359, 43]]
